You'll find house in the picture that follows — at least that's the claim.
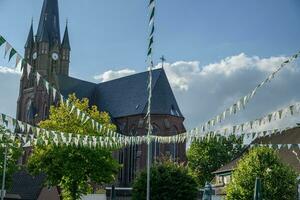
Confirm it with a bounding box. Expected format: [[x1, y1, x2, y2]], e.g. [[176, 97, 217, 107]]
[[212, 126, 300, 197]]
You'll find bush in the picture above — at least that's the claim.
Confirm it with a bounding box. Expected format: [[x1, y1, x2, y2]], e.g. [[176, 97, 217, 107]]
[[132, 159, 198, 200], [226, 147, 298, 200]]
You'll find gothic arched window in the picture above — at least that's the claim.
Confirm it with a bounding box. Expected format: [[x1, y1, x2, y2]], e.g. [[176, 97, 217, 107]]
[[128, 125, 138, 183], [26, 99, 34, 122], [151, 124, 160, 162], [165, 126, 178, 161]]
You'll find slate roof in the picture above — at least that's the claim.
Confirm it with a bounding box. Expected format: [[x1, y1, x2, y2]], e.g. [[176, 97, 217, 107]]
[[55, 68, 183, 119], [7, 170, 45, 200], [213, 127, 300, 175]]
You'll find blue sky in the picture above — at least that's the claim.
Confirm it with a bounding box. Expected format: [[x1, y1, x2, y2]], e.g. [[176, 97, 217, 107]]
[[0, 0, 300, 129]]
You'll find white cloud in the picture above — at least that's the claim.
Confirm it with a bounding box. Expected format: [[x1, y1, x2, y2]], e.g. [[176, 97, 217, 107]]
[[94, 68, 136, 82], [0, 66, 21, 117], [0, 66, 21, 75]]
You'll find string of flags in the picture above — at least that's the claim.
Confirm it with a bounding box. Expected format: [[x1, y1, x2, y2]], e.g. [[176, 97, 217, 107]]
[[0, 103, 299, 149], [195, 50, 300, 133], [188, 101, 300, 139]]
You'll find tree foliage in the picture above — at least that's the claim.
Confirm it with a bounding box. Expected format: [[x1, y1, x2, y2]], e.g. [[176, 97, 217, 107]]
[[132, 159, 198, 200], [187, 134, 243, 187], [0, 126, 22, 189], [27, 94, 120, 200], [226, 147, 298, 200]]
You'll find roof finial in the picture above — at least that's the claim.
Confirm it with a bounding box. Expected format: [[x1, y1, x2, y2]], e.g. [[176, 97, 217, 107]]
[[160, 55, 166, 68], [66, 18, 68, 26], [31, 17, 34, 26]]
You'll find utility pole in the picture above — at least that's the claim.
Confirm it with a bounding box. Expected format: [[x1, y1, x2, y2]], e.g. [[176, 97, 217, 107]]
[[1, 144, 7, 200]]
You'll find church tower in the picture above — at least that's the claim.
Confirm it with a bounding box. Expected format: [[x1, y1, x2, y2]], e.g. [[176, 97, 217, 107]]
[[17, 0, 71, 124]]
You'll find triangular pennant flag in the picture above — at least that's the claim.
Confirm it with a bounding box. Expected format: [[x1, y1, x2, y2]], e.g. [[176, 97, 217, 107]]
[[36, 73, 41, 85], [15, 54, 22, 68], [4, 42, 12, 58], [23, 140, 31, 148], [278, 110, 283, 119], [268, 114, 273, 123], [0, 36, 5, 47], [27, 64, 32, 79], [287, 144, 292, 149], [289, 105, 294, 115], [8, 48, 17, 61], [44, 80, 50, 94], [52, 88, 57, 101]]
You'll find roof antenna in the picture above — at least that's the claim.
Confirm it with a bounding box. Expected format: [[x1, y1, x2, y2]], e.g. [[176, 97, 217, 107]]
[[160, 55, 166, 68]]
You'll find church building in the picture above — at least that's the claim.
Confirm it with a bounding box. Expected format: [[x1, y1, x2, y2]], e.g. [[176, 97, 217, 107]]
[[16, 0, 186, 188]]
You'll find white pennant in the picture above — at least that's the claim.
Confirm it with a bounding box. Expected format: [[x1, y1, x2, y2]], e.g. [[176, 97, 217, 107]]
[[27, 64, 32, 79], [52, 88, 57, 101], [15, 54, 22, 68], [36, 73, 41, 85], [4, 42, 12, 58]]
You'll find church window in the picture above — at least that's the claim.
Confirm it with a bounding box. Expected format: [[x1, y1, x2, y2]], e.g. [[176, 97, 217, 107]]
[[128, 126, 138, 183], [26, 99, 34, 122], [151, 124, 160, 162], [165, 126, 178, 161]]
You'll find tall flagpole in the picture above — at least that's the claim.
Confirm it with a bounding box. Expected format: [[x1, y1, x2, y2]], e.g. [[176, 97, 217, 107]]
[[146, 0, 155, 200]]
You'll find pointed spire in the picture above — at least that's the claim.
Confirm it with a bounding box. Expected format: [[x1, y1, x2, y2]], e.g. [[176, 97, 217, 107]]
[[39, 24, 49, 43], [61, 21, 71, 50], [25, 21, 34, 48], [36, 0, 61, 44]]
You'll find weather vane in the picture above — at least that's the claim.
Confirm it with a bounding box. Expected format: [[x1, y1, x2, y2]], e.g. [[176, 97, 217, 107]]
[[160, 55, 166, 68]]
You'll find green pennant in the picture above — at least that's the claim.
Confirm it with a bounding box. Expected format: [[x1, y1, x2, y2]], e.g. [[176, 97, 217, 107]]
[[9, 48, 17, 61], [1, 114, 8, 126], [149, 7, 155, 22], [0, 36, 5, 47]]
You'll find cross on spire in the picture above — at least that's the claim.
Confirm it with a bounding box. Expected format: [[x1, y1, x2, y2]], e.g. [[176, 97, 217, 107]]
[[160, 55, 166, 68]]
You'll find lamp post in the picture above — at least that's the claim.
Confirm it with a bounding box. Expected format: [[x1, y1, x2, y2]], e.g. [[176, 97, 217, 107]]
[[254, 177, 262, 200], [202, 182, 212, 200], [1, 144, 7, 200]]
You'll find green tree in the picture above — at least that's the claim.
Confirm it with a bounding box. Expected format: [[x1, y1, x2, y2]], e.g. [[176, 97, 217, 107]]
[[132, 159, 198, 200], [0, 126, 22, 189], [226, 147, 298, 200], [27, 94, 120, 200], [187, 134, 243, 186]]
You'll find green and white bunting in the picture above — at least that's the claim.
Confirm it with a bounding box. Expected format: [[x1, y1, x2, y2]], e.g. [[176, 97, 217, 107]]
[[196, 50, 300, 132]]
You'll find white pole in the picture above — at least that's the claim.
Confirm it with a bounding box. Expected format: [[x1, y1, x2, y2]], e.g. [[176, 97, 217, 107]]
[[1, 144, 7, 200], [146, 133, 151, 200], [146, 65, 153, 200]]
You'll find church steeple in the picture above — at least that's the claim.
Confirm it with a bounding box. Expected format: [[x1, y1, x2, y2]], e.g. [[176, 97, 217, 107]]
[[25, 22, 34, 48], [36, 0, 61, 44], [61, 23, 71, 50]]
